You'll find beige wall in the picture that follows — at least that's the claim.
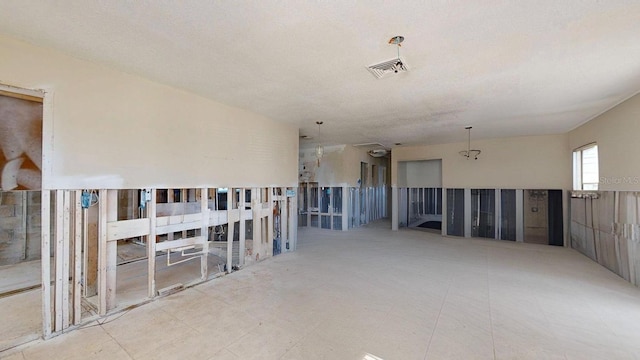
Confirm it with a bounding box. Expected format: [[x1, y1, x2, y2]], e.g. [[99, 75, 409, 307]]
[[392, 134, 571, 189], [569, 93, 640, 191], [299, 145, 389, 187], [0, 35, 298, 189], [397, 160, 442, 188]]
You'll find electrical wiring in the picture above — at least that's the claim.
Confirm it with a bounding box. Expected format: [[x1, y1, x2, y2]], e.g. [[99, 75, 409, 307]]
[[89, 190, 99, 207]]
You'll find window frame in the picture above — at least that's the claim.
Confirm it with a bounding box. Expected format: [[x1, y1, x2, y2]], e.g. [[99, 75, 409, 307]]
[[573, 143, 599, 191]]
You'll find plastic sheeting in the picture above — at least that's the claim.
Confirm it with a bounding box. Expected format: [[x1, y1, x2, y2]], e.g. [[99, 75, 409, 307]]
[[571, 191, 640, 286]]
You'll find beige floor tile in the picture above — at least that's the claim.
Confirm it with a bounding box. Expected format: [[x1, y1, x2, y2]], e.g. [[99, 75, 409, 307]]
[[134, 328, 222, 360], [22, 326, 130, 360], [279, 334, 365, 360], [5, 224, 640, 360], [225, 318, 304, 360], [208, 348, 240, 360], [0, 290, 41, 351], [1, 350, 25, 360]]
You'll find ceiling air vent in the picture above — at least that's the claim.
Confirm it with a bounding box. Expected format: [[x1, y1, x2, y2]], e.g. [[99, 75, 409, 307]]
[[368, 149, 389, 158], [366, 57, 408, 79]]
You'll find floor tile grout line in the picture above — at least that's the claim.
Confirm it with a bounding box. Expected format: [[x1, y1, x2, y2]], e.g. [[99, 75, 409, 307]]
[[276, 316, 327, 360], [100, 324, 135, 360], [423, 278, 452, 360], [487, 249, 497, 360]]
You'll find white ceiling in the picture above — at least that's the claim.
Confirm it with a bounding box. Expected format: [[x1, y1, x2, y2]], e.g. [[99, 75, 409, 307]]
[[1, 1, 640, 148]]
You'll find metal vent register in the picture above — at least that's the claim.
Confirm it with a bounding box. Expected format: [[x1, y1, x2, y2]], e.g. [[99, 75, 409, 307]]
[[366, 57, 408, 79]]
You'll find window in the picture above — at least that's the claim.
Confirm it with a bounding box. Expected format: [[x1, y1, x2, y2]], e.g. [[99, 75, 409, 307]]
[[573, 144, 599, 190]]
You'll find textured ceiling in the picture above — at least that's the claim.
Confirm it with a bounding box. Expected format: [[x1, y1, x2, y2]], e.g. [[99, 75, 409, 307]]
[[1, 1, 640, 148]]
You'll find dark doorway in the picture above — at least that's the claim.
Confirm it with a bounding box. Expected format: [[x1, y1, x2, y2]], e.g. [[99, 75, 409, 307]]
[[548, 190, 564, 246]]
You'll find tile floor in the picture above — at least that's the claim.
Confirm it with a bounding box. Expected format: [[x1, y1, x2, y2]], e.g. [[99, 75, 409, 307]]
[[3, 222, 640, 359]]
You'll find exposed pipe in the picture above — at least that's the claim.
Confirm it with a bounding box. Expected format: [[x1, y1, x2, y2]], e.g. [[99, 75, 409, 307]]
[[166, 246, 204, 267]]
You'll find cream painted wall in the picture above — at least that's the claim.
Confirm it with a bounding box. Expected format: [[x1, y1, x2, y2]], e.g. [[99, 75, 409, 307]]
[[397, 160, 442, 188], [569, 93, 640, 191], [299, 145, 389, 187], [392, 134, 571, 189], [299, 145, 347, 185], [0, 35, 298, 189]]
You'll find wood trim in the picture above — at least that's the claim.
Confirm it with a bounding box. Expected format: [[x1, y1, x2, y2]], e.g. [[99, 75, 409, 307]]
[[0, 88, 43, 103]]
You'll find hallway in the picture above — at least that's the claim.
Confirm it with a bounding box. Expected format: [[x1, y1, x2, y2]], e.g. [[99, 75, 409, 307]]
[[4, 224, 640, 359]]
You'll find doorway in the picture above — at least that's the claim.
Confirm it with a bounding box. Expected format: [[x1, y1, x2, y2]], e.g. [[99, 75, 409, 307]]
[[0, 86, 44, 350]]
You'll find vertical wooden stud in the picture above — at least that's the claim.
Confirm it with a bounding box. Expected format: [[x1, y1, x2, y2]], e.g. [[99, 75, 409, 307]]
[[147, 189, 157, 298], [41, 190, 52, 338], [73, 190, 82, 325], [252, 188, 260, 261], [238, 188, 245, 268], [105, 190, 117, 311], [54, 190, 64, 331], [98, 189, 107, 315], [167, 189, 174, 241], [267, 187, 274, 257], [226, 188, 235, 271], [61, 191, 71, 329], [200, 187, 209, 281], [281, 187, 288, 252]]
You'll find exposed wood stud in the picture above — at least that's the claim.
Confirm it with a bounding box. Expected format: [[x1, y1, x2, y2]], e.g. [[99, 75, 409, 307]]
[[252, 188, 260, 262], [73, 190, 82, 325], [41, 190, 52, 338], [62, 190, 72, 329], [62, 191, 71, 329], [167, 189, 174, 241], [267, 188, 274, 257], [54, 190, 64, 331], [238, 188, 245, 267], [227, 190, 235, 272], [97, 189, 108, 315], [281, 187, 288, 252], [200, 187, 209, 281], [147, 189, 157, 298], [105, 190, 118, 311], [291, 187, 298, 250], [35, 185, 294, 335]]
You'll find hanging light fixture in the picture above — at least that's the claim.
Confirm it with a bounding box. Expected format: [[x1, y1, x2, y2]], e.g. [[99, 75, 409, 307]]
[[459, 126, 481, 160], [388, 36, 406, 74], [315, 121, 324, 166]]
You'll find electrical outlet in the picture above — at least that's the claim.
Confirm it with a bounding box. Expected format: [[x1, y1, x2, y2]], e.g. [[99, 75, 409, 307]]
[[81, 190, 91, 209]]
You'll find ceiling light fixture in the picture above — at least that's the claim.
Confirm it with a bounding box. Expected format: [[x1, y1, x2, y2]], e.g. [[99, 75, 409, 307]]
[[368, 149, 389, 158], [388, 35, 406, 73], [315, 121, 324, 167], [459, 126, 481, 160]]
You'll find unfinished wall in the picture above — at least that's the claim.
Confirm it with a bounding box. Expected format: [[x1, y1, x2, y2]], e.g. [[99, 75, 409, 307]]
[[0, 191, 41, 265], [571, 192, 640, 287], [392, 134, 572, 189], [523, 190, 549, 245], [0, 34, 298, 189], [569, 92, 640, 191]]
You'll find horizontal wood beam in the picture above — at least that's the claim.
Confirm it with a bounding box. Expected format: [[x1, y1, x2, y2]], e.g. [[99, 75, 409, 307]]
[[107, 218, 150, 241], [156, 236, 207, 252]]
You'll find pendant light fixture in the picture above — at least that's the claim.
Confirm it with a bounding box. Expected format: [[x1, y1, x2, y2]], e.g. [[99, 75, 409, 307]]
[[315, 121, 324, 166], [388, 35, 406, 74], [459, 126, 481, 160]]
